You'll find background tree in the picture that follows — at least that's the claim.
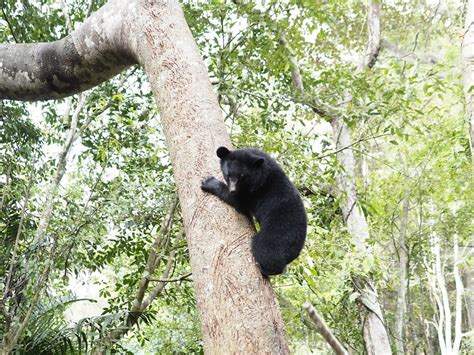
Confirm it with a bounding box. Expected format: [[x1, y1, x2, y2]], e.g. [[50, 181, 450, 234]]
[[461, 0, 474, 340]]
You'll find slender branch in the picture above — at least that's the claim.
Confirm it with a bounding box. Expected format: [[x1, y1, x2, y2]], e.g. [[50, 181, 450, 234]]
[[1, 155, 36, 337], [142, 230, 186, 310], [5, 242, 58, 352], [4, 39, 88, 354], [435, 234, 452, 351], [141, 250, 175, 310], [452, 233, 464, 353], [395, 177, 410, 355], [303, 302, 349, 355], [316, 133, 390, 160], [278, 34, 304, 95], [0, 3, 19, 43], [381, 39, 438, 64], [0, 163, 11, 210], [3, 159, 34, 296], [275, 6, 390, 352], [60, 0, 73, 33], [427, 240, 447, 353], [149, 271, 192, 283], [32, 94, 86, 246], [86, 0, 96, 18], [131, 197, 179, 312], [96, 208, 183, 348]]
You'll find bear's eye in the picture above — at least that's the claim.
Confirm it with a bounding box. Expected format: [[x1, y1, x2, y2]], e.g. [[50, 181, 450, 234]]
[[240, 173, 245, 178]]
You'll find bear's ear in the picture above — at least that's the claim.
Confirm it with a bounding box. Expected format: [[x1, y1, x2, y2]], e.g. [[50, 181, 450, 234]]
[[216, 146, 230, 159], [254, 158, 265, 167]]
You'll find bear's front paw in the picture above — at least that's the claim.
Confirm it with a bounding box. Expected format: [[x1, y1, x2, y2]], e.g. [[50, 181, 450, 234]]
[[201, 176, 221, 193]]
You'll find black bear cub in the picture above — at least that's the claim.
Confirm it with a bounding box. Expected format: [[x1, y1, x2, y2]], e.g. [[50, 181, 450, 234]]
[[201, 147, 307, 276]]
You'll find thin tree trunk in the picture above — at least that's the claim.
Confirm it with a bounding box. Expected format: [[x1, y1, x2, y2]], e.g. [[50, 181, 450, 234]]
[[461, 0, 474, 338], [1, 97, 84, 353], [464, 273, 474, 334], [462, 0, 474, 167], [428, 231, 465, 354], [32, 95, 85, 246], [279, 1, 390, 353], [331, 2, 391, 353], [452, 234, 464, 353], [0, 0, 289, 353], [395, 188, 410, 355]]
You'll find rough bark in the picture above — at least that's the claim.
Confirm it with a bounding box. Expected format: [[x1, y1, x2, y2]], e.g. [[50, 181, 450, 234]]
[[0, 0, 289, 353]]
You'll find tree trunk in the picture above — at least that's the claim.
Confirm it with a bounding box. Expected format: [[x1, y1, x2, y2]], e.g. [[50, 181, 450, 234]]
[[428, 232, 464, 354], [280, 1, 390, 352], [461, 0, 474, 340], [330, 117, 391, 355], [0, 0, 289, 353], [395, 187, 410, 355], [331, 2, 391, 353], [462, 0, 474, 167]]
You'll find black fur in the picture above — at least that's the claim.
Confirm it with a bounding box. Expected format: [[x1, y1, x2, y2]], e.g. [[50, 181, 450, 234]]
[[201, 147, 307, 276]]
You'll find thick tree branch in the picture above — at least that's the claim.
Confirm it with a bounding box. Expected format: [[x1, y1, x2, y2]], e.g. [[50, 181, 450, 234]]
[[0, 1, 135, 101]]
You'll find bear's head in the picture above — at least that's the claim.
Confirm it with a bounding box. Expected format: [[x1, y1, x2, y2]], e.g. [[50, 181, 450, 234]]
[[216, 146, 266, 195]]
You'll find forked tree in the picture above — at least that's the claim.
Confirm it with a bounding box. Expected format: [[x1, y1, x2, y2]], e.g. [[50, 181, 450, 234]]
[[0, 0, 289, 353]]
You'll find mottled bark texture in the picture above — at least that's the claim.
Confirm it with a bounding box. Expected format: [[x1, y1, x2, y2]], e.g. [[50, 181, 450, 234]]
[[0, 9, 133, 100], [0, 0, 289, 353]]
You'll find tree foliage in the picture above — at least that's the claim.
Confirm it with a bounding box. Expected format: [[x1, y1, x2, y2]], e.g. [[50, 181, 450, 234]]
[[1, 0, 472, 353]]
